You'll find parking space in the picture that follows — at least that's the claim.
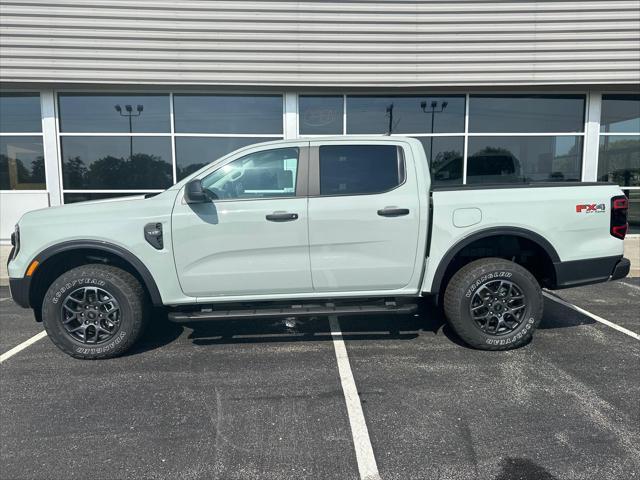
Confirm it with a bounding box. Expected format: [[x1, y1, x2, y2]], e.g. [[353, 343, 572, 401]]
[[1, 282, 638, 480], [341, 290, 640, 480], [0, 301, 359, 480], [0, 296, 45, 355], [548, 278, 640, 334]]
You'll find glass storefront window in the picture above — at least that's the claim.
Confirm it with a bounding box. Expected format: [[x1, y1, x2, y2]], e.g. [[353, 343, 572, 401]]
[[299, 96, 343, 135], [624, 190, 640, 235], [0, 137, 46, 190], [414, 136, 463, 186], [600, 94, 640, 133], [63, 192, 146, 204], [175, 136, 280, 180], [597, 136, 640, 186], [0, 93, 42, 133], [61, 136, 172, 189], [346, 95, 465, 134], [174, 95, 283, 134], [467, 136, 582, 184], [58, 94, 170, 133], [469, 95, 585, 133]]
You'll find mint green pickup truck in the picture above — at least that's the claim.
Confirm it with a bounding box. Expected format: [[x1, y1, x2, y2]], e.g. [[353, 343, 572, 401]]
[[7, 137, 630, 359]]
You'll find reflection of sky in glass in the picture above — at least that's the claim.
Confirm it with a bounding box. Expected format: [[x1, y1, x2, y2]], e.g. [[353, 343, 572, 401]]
[[347, 96, 465, 134], [469, 95, 585, 133], [0, 94, 42, 132], [600, 95, 640, 133], [603, 118, 639, 133], [174, 137, 280, 180], [62, 136, 170, 164], [58, 94, 170, 133], [299, 96, 343, 135], [174, 95, 283, 134], [555, 136, 576, 156]]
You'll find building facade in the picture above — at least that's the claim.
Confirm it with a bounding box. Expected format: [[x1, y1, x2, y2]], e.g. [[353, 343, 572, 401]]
[[1, 1, 639, 243]]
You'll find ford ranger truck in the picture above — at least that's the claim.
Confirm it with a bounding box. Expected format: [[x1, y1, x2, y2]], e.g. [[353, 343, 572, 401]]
[[7, 137, 631, 359]]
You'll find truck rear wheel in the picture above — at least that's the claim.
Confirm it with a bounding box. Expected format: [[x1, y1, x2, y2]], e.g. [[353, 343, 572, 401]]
[[42, 264, 147, 359], [444, 258, 543, 350]]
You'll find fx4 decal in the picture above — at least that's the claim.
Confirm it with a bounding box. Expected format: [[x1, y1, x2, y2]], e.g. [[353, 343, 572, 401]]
[[576, 203, 606, 213]]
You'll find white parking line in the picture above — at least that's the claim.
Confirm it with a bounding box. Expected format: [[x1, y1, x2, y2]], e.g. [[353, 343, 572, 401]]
[[0, 331, 48, 363], [0, 297, 12, 302], [619, 281, 640, 292], [329, 315, 381, 480], [543, 292, 640, 340]]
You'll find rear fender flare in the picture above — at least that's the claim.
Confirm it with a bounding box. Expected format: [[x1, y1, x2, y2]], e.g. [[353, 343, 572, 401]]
[[429, 227, 560, 293]]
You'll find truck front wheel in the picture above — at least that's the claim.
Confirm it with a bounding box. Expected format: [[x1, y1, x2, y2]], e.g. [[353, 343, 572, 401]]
[[42, 264, 147, 359], [444, 258, 543, 350]]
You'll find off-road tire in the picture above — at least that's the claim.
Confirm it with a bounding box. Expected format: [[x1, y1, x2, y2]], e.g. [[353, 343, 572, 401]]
[[42, 264, 146, 359], [444, 258, 543, 350]]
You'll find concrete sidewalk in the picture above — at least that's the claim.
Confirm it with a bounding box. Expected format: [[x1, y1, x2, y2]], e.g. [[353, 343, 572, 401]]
[[1, 237, 639, 287]]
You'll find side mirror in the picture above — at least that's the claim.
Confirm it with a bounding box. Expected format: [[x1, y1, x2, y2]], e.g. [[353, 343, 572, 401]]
[[184, 179, 211, 204]]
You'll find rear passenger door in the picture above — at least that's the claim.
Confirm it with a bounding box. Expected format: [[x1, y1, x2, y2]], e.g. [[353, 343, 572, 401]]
[[308, 142, 421, 292]]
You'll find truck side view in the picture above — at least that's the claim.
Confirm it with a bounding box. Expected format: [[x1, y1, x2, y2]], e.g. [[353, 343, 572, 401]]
[[7, 137, 631, 359]]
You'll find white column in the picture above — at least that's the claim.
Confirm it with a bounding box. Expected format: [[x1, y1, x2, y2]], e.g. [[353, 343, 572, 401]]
[[283, 92, 298, 140], [462, 93, 470, 184], [583, 91, 602, 182], [40, 90, 62, 206]]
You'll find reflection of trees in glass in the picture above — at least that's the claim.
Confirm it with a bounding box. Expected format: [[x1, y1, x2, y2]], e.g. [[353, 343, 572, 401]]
[[176, 163, 205, 181], [63, 157, 87, 187], [468, 143, 581, 183], [431, 150, 462, 183], [0, 154, 46, 189], [468, 147, 521, 182], [599, 138, 640, 186], [472, 146, 514, 158], [552, 142, 581, 181], [63, 153, 172, 189]]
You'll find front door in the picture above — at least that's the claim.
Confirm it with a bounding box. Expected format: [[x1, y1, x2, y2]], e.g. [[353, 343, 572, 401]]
[[308, 142, 421, 292], [172, 144, 312, 298]]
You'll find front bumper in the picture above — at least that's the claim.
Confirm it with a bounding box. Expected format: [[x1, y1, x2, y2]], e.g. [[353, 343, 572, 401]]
[[553, 255, 630, 289], [8, 277, 31, 308]]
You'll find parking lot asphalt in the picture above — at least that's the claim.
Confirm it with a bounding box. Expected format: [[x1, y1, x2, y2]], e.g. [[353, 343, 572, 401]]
[[1, 280, 638, 480]]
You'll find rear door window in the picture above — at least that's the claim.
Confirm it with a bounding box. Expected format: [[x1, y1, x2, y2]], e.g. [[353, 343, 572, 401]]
[[319, 145, 404, 195]]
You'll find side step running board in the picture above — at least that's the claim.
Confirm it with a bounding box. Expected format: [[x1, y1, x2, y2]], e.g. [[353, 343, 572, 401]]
[[167, 301, 418, 323]]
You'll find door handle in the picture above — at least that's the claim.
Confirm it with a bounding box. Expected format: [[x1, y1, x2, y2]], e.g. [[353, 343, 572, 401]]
[[377, 207, 410, 217], [266, 212, 299, 222]]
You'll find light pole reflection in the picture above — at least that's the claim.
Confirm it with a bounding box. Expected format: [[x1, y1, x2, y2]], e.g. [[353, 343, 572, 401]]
[[421, 100, 448, 164], [114, 104, 143, 160]]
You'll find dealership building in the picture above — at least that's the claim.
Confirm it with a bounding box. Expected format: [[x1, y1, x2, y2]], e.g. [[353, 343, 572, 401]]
[[0, 1, 639, 266]]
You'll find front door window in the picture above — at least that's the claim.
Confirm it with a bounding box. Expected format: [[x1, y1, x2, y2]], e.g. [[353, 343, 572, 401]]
[[202, 147, 299, 200]]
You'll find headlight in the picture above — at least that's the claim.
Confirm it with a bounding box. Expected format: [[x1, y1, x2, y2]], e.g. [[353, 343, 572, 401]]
[[10, 224, 20, 259]]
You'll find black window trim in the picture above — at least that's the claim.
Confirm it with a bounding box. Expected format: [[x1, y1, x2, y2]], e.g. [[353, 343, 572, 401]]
[[308, 143, 407, 197]]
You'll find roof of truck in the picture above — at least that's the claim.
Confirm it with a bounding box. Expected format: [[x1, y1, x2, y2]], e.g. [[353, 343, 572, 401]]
[[250, 136, 421, 147], [271, 135, 417, 142]]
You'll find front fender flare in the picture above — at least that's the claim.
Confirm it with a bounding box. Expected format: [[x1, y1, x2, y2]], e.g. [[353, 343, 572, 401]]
[[29, 240, 163, 307]]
